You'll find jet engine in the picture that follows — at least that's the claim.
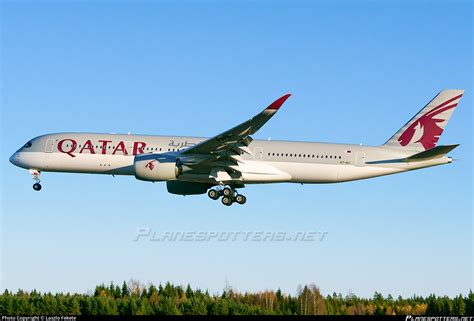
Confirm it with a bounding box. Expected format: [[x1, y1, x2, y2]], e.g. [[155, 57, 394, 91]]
[[134, 154, 182, 181]]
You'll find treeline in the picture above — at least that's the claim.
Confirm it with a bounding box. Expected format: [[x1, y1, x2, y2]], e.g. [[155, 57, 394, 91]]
[[0, 281, 473, 315]]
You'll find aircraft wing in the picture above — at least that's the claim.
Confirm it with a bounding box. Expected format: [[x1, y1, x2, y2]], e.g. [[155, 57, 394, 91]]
[[181, 94, 291, 156], [178, 94, 291, 181]]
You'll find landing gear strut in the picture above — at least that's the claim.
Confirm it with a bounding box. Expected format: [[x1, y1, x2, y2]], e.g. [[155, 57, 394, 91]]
[[208, 185, 247, 206], [29, 169, 42, 191]]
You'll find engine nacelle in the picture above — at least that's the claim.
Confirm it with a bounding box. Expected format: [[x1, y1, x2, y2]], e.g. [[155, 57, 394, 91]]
[[134, 154, 182, 182]]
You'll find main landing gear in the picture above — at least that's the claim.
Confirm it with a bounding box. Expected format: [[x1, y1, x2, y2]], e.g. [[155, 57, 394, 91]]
[[207, 186, 247, 206], [30, 169, 42, 191]]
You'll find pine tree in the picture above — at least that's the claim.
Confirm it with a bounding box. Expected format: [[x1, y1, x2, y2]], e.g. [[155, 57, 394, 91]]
[[465, 291, 474, 316], [121, 281, 130, 298]]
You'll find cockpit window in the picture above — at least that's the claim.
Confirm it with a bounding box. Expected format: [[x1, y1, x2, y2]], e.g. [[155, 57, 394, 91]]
[[23, 141, 32, 148]]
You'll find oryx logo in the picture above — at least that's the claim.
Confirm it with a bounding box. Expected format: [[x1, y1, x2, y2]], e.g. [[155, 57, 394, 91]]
[[145, 160, 156, 171], [398, 94, 462, 150]]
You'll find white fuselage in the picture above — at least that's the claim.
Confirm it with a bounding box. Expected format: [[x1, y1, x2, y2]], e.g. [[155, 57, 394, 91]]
[[10, 133, 451, 185]]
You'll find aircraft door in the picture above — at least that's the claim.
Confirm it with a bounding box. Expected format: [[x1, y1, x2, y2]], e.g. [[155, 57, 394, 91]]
[[356, 152, 365, 166], [254, 147, 263, 160], [44, 139, 55, 153]]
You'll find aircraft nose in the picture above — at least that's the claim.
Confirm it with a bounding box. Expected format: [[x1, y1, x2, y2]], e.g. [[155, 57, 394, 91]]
[[9, 152, 20, 166]]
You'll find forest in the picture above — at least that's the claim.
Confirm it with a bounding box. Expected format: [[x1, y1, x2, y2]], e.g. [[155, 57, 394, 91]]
[[0, 281, 472, 315]]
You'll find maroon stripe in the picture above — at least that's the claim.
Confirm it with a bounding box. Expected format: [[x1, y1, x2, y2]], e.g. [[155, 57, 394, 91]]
[[426, 103, 458, 119], [425, 94, 462, 117], [425, 103, 458, 119]]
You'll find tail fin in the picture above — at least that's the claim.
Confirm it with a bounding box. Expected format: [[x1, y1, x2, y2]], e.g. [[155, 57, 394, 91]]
[[384, 89, 464, 151]]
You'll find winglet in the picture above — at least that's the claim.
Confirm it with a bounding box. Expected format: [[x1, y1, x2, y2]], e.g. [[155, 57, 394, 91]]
[[266, 94, 291, 110]]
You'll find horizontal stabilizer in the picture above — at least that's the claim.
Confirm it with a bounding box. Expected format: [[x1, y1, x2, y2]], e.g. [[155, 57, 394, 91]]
[[406, 144, 459, 161], [366, 144, 459, 165]]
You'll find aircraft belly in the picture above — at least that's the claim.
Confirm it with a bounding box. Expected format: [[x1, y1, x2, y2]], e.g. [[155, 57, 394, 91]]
[[336, 166, 404, 182], [269, 162, 405, 183], [272, 162, 339, 183]]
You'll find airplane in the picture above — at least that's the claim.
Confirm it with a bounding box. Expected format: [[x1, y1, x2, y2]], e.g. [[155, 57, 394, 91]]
[[9, 89, 464, 206]]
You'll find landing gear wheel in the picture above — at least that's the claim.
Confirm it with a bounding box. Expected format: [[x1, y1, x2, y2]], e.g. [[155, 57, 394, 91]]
[[235, 194, 246, 205], [208, 189, 220, 200], [222, 187, 233, 197], [29, 169, 42, 191], [221, 196, 233, 206]]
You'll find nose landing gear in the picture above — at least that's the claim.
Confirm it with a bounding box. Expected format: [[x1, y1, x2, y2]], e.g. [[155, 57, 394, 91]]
[[208, 185, 247, 206], [29, 169, 42, 191]]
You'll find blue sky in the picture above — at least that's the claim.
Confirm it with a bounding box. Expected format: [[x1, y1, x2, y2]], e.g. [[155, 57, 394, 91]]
[[1, 0, 472, 298]]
